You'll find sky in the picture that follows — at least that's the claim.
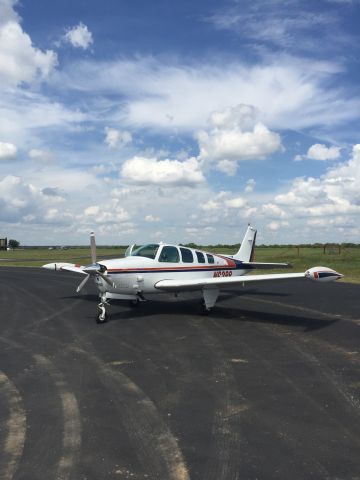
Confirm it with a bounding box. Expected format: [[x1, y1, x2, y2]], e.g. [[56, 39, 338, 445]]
[[1, 0, 360, 246]]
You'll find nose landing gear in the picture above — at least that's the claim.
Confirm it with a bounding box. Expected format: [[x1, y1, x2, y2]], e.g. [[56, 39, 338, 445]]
[[95, 292, 146, 324], [96, 294, 110, 324]]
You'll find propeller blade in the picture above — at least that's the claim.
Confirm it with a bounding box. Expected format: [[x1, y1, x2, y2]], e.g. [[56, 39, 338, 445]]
[[97, 271, 114, 288], [90, 232, 96, 264], [76, 274, 90, 293]]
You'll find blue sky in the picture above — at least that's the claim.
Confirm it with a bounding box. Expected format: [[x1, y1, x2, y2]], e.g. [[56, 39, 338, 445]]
[[1, 0, 360, 245]]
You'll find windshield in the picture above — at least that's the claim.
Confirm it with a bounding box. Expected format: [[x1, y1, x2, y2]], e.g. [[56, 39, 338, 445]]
[[124, 244, 136, 257], [130, 244, 159, 259]]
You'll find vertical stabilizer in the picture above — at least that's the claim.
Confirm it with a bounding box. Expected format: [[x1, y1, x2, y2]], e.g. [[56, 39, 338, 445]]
[[233, 225, 257, 262]]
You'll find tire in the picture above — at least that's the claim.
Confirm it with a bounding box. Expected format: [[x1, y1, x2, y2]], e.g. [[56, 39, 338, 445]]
[[200, 301, 211, 316], [96, 310, 108, 324]]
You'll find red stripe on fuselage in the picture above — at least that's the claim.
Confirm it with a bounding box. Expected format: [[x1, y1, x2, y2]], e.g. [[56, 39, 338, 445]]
[[107, 264, 238, 273], [216, 255, 236, 268]]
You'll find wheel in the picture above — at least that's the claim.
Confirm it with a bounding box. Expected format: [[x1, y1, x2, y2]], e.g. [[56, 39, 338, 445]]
[[200, 301, 211, 315], [129, 299, 139, 308], [96, 308, 108, 324]]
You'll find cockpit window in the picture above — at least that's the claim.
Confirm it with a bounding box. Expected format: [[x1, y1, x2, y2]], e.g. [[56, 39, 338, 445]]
[[125, 244, 136, 257], [159, 246, 180, 263], [180, 247, 194, 263], [206, 253, 215, 264], [196, 251, 205, 263], [130, 244, 159, 259]]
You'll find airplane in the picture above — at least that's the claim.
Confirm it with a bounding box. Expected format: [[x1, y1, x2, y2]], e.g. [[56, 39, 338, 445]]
[[43, 225, 343, 324]]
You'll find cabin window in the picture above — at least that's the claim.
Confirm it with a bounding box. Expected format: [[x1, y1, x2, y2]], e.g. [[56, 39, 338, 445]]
[[180, 247, 194, 263], [130, 244, 159, 259], [196, 251, 205, 263], [159, 246, 180, 263], [206, 254, 215, 264]]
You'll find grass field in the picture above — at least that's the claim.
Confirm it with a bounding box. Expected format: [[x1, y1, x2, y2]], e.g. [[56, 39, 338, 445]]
[[1, 245, 359, 283]]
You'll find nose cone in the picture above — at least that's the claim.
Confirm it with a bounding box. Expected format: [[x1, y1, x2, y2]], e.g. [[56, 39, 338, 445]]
[[83, 263, 103, 275]]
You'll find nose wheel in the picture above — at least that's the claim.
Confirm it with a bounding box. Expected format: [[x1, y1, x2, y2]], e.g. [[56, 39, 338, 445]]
[[96, 304, 108, 324], [96, 295, 109, 324]]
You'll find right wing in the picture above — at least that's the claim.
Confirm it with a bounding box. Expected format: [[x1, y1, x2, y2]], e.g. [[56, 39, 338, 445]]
[[154, 267, 342, 292]]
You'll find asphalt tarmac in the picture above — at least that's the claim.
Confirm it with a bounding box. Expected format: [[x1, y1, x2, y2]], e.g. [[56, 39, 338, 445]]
[[1, 267, 360, 480]]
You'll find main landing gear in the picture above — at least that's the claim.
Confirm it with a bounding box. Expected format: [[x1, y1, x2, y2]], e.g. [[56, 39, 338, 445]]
[[129, 292, 145, 308], [200, 301, 211, 315], [201, 287, 219, 315]]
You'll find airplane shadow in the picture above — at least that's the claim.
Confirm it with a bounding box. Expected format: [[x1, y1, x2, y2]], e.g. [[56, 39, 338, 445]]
[[211, 304, 338, 333], [98, 297, 337, 333], [60, 291, 338, 333], [222, 288, 291, 298]]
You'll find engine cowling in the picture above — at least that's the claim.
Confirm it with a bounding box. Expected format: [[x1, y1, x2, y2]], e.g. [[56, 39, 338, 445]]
[[305, 266, 343, 282]]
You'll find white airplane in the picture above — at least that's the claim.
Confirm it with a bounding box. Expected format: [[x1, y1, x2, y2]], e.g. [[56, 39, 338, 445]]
[[43, 225, 343, 324]]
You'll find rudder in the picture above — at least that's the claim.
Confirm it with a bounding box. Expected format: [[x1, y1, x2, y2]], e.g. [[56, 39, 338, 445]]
[[233, 225, 257, 262]]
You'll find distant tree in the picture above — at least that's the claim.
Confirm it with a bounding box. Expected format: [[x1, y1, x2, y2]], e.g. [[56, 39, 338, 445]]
[[8, 239, 20, 249], [184, 242, 198, 249]]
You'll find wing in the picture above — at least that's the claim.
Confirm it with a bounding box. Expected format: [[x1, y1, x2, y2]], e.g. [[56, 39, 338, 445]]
[[43, 262, 87, 275], [154, 267, 342, 292], [155, 272, 306, 292]]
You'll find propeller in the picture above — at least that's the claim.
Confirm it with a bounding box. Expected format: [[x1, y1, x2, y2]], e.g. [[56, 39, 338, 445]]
[[76, 274, 90, 293], [90, 231, 96, 264], [76, 232, 114, 293]]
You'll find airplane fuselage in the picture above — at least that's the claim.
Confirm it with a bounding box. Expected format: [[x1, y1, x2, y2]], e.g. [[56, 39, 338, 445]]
[[94, 245, 249, 296]]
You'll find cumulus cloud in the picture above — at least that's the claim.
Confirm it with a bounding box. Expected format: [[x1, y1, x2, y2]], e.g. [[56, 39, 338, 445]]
[[145, 215, 160, 222], [267, 220, 289, 231], [104, 128, 132, 148], [224, 197, 247, 208], [83, 202, 130, 224], [29, 148, 55, 163], [0, 175, 71, 224], [262, 203, 287, 218], [0, 141, 17, 160], [208, 104, 259, 130], [198, 122, 281, 167], [0, 1, 57, 87], [201, 199, 220, 211], [41, 187, 65, 201], [295, 143, 341, 161], [274, 144, 360, 220], [307, 143, 341, 161], [186, 226, 215, 237], [197, 104, 282, 175], [245, 178, 256, 193], [0, 0, 19, 24], [64, 22, 93, 50], [200, 191, 256, 222], [121, 156, 205, 186]]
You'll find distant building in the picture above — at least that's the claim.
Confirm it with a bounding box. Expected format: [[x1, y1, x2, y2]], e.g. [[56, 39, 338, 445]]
[[0, 238, 7, 250]]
